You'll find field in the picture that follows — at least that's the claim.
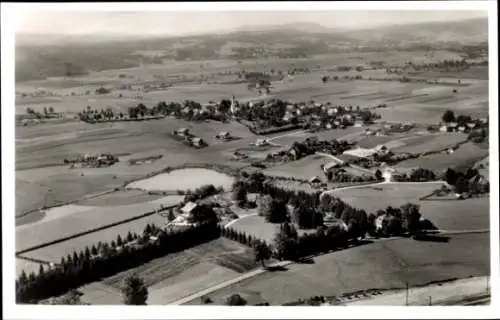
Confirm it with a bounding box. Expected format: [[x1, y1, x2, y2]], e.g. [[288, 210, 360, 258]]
[[186, 233, 489, 305], [75, 238, 257, 305], [264, 154, 330, 181], [13, 45, 490, 305], [392, 132, 469, 154], [19, 211, 170, 264], [395, 142, 489, 172], [15, 195, 183, 253], [328, 182, 489, 231], [126, 168, 234, 191]]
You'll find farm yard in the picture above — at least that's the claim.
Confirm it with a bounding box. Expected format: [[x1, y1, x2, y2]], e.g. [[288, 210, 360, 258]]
[[186, 232, 489, 305]]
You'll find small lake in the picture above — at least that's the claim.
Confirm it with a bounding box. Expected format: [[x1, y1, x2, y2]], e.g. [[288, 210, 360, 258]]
[[126, 168, 234, 191]]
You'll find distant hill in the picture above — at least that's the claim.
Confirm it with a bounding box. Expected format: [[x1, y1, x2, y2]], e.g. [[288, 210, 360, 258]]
[[15, 17, 489, 83], [343, 17, 488, 44]]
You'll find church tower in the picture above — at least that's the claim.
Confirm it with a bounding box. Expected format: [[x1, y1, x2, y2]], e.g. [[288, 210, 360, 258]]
[[230, 95, 238, 116]]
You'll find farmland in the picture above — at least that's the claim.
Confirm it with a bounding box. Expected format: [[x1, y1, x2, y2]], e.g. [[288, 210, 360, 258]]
[[77, 238, 257, 305], [15, 195, 183, 253], [185, 232, 489, 305], [12, 15, 491, 307], [395, 142, 489, 172]]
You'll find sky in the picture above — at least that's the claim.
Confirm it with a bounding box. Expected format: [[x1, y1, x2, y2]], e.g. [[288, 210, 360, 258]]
[[15, 10, 488, 36]]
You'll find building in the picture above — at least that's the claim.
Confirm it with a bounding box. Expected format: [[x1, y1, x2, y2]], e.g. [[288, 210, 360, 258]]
[[192, 137, 205, 147], [216, 131, 231, 140], [255, 138, 269, 147], [323, 161, 342, 173], [175, 128, 190, 136], [354, 121, 364, 127], [309, 176, 322, 184]]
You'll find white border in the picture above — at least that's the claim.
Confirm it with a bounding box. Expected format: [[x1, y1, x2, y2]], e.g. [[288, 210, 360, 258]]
[[2, 1, 498, 319]]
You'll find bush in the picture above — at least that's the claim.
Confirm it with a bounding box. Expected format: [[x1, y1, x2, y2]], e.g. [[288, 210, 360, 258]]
[[226, 294, 247, 306]]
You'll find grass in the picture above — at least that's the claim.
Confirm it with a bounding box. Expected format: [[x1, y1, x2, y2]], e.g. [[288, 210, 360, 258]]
[[70, 238, 256, 305], [264, 154, 329, 181], [75, 189, 164, 207], [393, 133, 468, 154], [395, 142, 489, 173], [20, 211, 170, 263], [16, 195, 183, 254], [329, 182, 489, 231], [126, 168, 234, 192], [186, 233, 489, 305]]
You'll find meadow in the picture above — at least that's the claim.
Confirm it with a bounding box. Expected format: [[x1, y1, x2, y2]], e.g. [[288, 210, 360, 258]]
[[76, 238, 257, 305], [186, 232, 489, 305], [16, 195, 183, 253]]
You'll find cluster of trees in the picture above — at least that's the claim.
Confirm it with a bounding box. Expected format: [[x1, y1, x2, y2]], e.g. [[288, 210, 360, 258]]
[[287, 137, 352, 161], [78, 106, 120, 122], [326, 168, 378, 183], [322, 74, 364, 83], [183, 184, 223, 203], [391, 168, 437, 182], [16, 222, 221, 303], [443, 167, 489, 195], [237, 98, 289, 128], [468, 128, 488, 143]]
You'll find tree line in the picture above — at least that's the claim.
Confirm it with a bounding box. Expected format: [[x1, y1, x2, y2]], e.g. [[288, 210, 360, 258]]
[[16, 221, 221, 303]]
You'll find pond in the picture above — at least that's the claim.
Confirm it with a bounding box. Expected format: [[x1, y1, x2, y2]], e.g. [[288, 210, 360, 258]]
[[126, 168, 234, 191]]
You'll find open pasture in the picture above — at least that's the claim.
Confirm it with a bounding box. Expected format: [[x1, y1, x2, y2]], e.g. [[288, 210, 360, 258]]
[[263, 154, 329, 181], [395, 142, 489, 172], [187, 232, 489, 305], [328, 182, 445, 213], [393, 132, 468, 154], [16, 195, 183, 253], [75, 189, 164, 207], [329, 182, 489, 231], [20, 211, 170, 264], [126, 168, 234, 192], [418, 197, 489, 231], [74, 238, 256, 305]]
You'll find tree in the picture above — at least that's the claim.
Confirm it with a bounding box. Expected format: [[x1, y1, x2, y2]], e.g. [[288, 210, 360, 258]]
[[273, 225, 298, 260], [48, 106, 55, 113], [322, 76, 329, 83], [43, 107, 49, 115], [121, 274, 148, 305], [443, 168, 457, 185], [375, 169, 383, 181], [260, 197, 288, 223], [226, 294, 247, 306], [232, 180, 248, 203], [167, 208, 176, 223], [442, 110, 455, 123], [454, 176, 470, 194], [400, 203, 421, 235], [253, 240, 271, 267]]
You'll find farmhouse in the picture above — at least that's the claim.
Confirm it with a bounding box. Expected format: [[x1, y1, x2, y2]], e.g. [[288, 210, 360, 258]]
[[191, 137, 205, 148], [353, 120, 364, 127], [323, 161, 342, 173], [175, 128, 190, 136], [216, 131, 231, 140], [309, 176, 322, 184], [255, 138, 269, 147]]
